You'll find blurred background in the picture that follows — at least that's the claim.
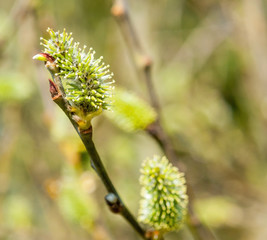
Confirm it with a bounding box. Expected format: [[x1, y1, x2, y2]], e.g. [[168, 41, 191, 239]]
[[1, 0, 267, 239]]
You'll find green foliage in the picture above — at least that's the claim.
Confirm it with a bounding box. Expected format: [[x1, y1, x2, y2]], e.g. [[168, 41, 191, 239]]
[[37, 28, 114, 114], [138, 156, 188, 233], [106, 88, 157, 132]]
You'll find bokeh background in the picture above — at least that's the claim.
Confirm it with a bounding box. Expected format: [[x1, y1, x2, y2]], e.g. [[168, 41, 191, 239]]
[[1, 0, 267, 239]]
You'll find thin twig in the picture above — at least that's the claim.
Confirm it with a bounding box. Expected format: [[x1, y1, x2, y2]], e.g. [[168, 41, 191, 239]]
[[111, 0, 160, 112], [111, 1, 217, 240], [49, 80, 148, 240], [79, 129, 147, 239]]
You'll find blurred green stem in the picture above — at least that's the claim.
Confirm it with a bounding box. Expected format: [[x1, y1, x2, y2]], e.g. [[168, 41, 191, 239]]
[[111, 1, 217, 240], [49, 80, 148, 240]]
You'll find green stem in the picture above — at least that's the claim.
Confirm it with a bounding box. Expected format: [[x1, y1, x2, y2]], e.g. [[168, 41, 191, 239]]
[[78, 129, 147, 239], [50, 85, 147, 240]]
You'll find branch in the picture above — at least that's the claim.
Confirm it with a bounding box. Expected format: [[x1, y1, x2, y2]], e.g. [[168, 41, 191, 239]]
[[111, 1, 217, 240], [111, 0, 160, 111], [48, 79, 148, 240]]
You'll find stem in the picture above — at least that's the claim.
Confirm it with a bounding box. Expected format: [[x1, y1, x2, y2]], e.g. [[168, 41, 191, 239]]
[[111, 1, 217, 240], [111, 0, 160, 111], [49, 82, 147, 240], [78, 131, 115, 192], [78, 129, 147, 239]]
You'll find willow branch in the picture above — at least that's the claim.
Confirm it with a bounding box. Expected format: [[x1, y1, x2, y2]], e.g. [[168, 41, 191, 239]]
[[111, 0, 160, 111], [48, 80, 148, 240], [111, 1, 217, 240]]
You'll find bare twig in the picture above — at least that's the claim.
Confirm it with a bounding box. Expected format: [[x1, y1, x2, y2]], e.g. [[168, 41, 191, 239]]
[[111, 0, 160, 112], [111, 1, 217, 240], [111, 0, 180, 168]]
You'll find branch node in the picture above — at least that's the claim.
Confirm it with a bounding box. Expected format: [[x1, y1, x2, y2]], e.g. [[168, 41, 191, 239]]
[[142, 55, 153, 70], [105, 193, 123, 214], [145, 230, 162, 240], [111, 2, 125, 18], [80, 126, 92, 135]]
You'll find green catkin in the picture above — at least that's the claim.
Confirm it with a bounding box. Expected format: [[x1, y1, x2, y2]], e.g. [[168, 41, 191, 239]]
[[105, 88, 157, 132], [138, 156, 188, 233], [41, 28, 114, 114]]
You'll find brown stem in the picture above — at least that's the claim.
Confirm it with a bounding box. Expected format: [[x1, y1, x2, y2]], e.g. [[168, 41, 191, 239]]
[[111, 1, 217, 240], [111, 0, 160, 112]]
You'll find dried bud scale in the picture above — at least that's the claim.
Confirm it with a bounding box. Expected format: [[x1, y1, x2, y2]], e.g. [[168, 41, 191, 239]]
[[138, 156, 188, 233]]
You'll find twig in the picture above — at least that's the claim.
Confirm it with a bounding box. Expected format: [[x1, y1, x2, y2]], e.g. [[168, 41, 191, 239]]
[[48, 80, 148, 240], [79, 129, 147, 239], [111, 0, 180, 168], [111, 1, 217, 240], [111, 0, 160, 112]]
